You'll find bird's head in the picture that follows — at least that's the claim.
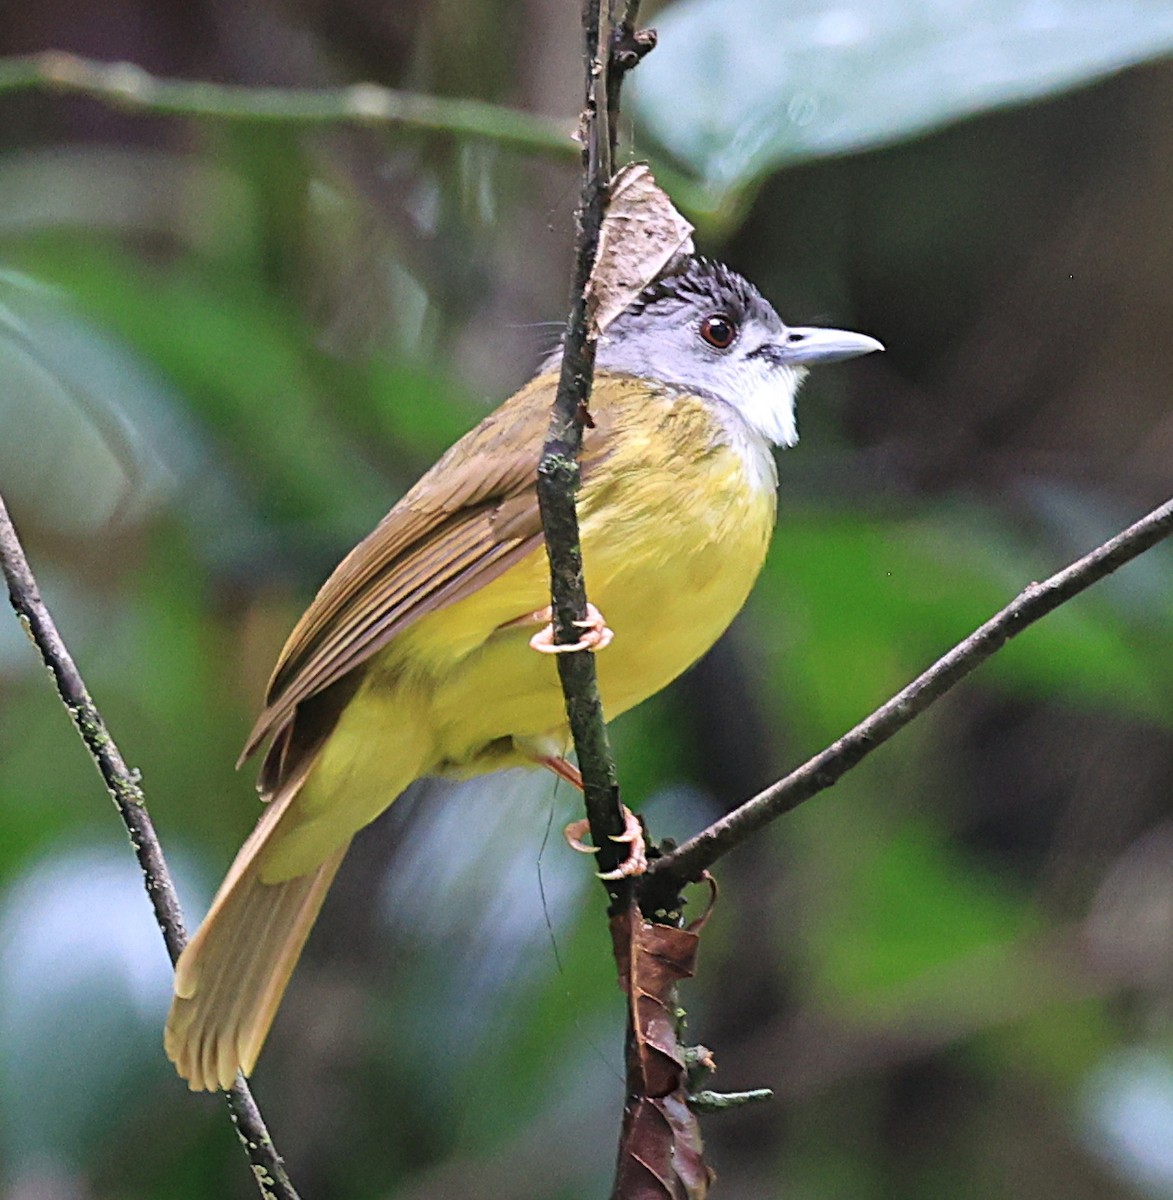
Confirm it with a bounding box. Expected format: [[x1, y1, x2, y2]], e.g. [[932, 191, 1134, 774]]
[[595, 257, 883, 447]]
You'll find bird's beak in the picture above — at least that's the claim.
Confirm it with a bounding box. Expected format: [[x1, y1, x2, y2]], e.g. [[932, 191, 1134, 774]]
[[774, 326, 884, 366]]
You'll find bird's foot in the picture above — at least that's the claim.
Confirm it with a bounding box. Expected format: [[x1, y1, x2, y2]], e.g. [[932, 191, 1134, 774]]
[[564, 805, 648, 879], [526, 603, 614, 654]]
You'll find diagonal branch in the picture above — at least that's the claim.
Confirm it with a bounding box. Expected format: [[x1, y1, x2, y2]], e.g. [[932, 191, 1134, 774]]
[[0, 51, 575, 158], [0, 491, 302, 1200], [647, 494, 1173, 890]]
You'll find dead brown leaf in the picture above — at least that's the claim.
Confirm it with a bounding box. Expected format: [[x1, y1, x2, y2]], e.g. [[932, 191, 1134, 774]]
[[590, 163, 695, 333], [609, 880, 717, 1199]]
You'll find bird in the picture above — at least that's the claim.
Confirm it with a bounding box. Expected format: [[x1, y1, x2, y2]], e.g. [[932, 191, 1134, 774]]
[[164, 255, 882, 1092]]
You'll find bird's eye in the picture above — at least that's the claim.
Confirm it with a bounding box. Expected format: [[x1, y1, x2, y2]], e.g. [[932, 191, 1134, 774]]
[[699, 313, 737, 350]]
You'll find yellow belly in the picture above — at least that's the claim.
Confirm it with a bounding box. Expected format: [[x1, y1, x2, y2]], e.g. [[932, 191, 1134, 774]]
[[397, 395, 776, 772], [261, 386, 776, 880]]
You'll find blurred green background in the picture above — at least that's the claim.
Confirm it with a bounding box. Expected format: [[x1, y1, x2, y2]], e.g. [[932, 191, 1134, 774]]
[[1, 1, 1172, 1197]]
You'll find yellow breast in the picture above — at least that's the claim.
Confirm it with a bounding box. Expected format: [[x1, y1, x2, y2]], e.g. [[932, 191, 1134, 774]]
[[262, 377, 778, 876], [415, 378, 777, 771]]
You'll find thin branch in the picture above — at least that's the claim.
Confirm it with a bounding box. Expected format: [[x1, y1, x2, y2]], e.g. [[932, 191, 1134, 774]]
[[0, 491, 301, 1200], [648, 495, 1173, 889], [606, 3, 656, 154], [0, 51, 574, 158], [535, 0, 630, 891]]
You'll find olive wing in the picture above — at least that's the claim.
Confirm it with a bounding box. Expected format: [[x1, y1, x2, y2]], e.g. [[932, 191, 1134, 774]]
[[241, 373, 618, 766]]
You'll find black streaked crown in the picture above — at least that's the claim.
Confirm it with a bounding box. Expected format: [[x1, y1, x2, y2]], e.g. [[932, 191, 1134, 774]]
[[618, 256, 780, 333]]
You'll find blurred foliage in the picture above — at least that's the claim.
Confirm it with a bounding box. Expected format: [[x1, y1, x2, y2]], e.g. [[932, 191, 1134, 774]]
[[634, 0, 1173, 203], [0, 2, 1172, 1199]]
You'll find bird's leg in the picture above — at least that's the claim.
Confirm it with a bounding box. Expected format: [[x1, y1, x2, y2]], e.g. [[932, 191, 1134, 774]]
[[534, 755, 647, 879], [505, 603, 614, 654], [563, 808, 648, 880], [536, 754, 583, 790]]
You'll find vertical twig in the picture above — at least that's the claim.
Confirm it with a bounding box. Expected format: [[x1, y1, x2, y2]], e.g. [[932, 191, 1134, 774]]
[[0, 491, 302, 1200], [535, 0, 629, 890], [534, 4, 697, 1198]]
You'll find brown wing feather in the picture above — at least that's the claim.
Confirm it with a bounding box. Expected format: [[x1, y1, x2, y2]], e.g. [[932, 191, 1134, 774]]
[[240, 372, 619, 765]]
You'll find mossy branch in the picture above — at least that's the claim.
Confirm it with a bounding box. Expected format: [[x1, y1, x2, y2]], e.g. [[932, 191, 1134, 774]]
[[0, 491, 302, 1200], [0, 51, 575, 157], [534, 0, 649, 899]]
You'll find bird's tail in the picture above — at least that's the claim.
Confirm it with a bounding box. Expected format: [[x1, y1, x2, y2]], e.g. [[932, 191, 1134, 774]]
[[164, 780, 350, 1092]]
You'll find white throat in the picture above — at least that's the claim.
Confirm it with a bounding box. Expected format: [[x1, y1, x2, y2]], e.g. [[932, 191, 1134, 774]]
[[708, 359, 805, 492], [724, 360, 804, 449]]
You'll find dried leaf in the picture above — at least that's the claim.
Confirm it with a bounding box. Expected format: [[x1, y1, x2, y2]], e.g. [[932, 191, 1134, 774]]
[[610, 881, 718, 1200], [590, 163, 695, 333], [659, 1091, 711, 1196], [630, 916, 700, 1096], [613, 1096, 713, 1200]]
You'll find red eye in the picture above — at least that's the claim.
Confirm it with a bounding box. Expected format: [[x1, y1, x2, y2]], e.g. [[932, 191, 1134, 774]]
[[699, 313, 737, 349]]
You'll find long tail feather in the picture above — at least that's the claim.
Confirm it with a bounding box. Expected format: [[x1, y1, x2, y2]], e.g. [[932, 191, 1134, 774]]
[[164, 782, 350, 1092]]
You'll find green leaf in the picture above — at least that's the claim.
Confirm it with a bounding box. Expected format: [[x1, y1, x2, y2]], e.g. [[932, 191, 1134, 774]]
[[754, 505, 1171, 745], [5, 240, 384, 533], [633, 0, 1173, 192], [806, 821, 1031, 1003], [0, 273, 179, 535]]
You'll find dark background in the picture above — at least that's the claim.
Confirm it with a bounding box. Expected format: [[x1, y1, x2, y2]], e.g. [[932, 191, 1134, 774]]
[[1, 2, 1172, 1197]]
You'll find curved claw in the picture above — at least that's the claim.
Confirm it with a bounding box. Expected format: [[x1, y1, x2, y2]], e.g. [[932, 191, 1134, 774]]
[[529, 603, 614, 654], [563, 818, 599, 855], [597, 806, 648, 879], [563, 807, 648, 879]]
